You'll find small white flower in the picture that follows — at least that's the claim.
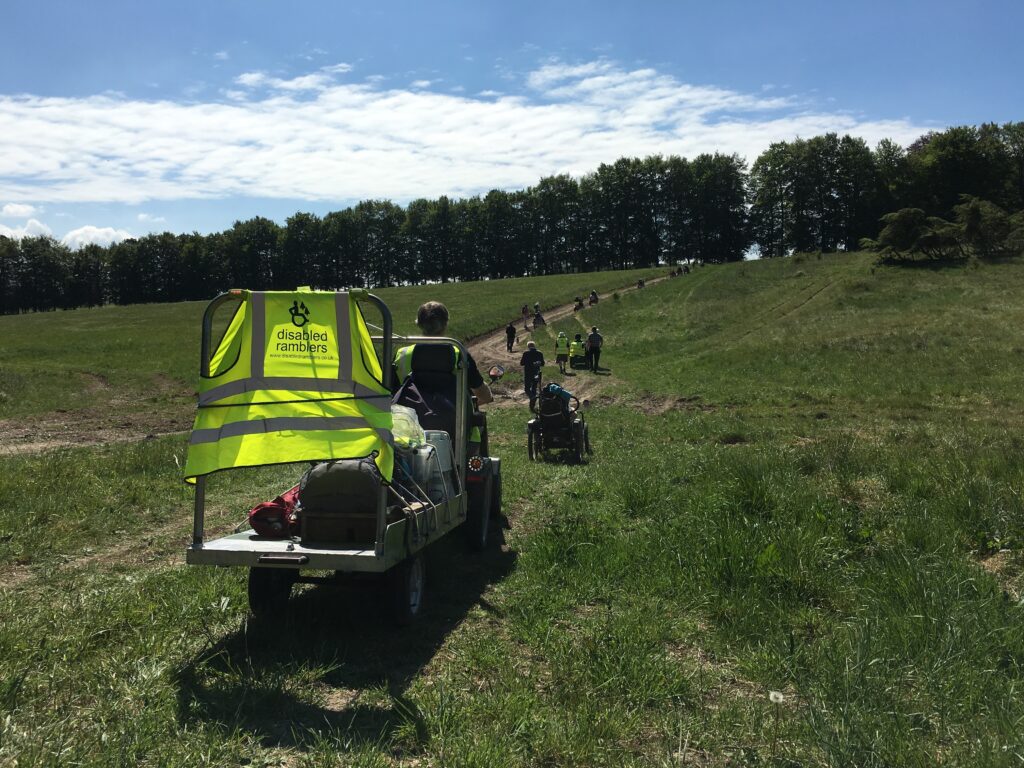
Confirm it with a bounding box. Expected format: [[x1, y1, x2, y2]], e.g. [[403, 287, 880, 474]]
[[769, 690, 785, 704]]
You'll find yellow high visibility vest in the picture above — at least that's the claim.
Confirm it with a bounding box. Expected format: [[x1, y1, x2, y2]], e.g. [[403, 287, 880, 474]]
[[393, 344, 462, 383], [555, 336, 569, 353], [570, 340, 583, 357], [183, 289, 393, 483]]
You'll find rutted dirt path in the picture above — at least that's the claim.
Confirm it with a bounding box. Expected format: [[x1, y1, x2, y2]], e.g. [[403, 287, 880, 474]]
[[0, 275, 677, 456], [0, 374, 194, 456], [467, 276, 672, 409]]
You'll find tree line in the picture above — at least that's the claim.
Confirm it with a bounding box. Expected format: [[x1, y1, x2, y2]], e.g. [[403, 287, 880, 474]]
[[1, 122, 1022, 314]]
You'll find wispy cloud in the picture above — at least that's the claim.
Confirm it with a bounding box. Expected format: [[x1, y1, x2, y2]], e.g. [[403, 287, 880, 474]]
[[137, 212, 166, 223], [1, 203, 38, 218], [0, 58, 931, 207], [214, 51, 229, 61]]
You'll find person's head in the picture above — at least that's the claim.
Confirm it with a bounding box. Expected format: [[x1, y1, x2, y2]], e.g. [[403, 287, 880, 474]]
[[558, 331, 566, 338], [574, 333, 582, 341], [527, 341, 536, 350], [591, 326, 598, 333], [416, 301, 449, 336]]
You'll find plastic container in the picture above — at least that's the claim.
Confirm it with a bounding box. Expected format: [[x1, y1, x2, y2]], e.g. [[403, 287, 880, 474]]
[[425, 430, 458, 499], [392, 404, 426, 448]]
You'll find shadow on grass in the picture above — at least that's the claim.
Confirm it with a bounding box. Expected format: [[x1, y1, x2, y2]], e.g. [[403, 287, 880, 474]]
[[174, 529, 516, 753]]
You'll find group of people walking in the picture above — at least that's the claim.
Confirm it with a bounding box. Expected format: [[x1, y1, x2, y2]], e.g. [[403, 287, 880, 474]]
[[503, 296, 606, 410]]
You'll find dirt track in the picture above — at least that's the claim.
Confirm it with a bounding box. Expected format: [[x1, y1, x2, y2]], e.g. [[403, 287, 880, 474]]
[[0, 276, 669, 455], [466, 277, 666, 409]]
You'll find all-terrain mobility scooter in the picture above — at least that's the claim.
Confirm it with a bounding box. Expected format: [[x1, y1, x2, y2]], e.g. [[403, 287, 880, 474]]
[[183, 288, 500, 624], [527, 383, 592, 463]]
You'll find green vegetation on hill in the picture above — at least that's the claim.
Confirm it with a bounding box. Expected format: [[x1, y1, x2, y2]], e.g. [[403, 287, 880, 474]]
[[2, 254, 1024, 766], [0, 266, 663, 420]]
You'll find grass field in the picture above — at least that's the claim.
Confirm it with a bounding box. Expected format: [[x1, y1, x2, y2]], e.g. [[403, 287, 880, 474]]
[[2, 254, 1024, 766]]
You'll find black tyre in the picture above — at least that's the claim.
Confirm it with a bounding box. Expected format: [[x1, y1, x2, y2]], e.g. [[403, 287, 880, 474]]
[[247, 567, 294, 618], [466, 478, 491, 551], [490, 471, 502, 519], [527, 426, 536, 461], [390, 553, 425, 626]]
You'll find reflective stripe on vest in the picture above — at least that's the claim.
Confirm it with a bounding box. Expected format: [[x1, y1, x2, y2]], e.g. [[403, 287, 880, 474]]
[[183, 290, 393, 483]]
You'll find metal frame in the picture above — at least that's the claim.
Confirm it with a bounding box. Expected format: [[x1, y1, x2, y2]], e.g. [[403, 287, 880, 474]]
[[186, 290, 473, 574]]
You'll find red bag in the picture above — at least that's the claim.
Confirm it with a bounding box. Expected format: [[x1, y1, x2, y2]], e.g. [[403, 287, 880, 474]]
[[248, 484, 300, 537]]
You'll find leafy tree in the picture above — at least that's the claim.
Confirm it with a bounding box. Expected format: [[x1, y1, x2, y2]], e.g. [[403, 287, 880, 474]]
[[224, 217, 279, 289], [689, 153, 749, 263], [953, 196, 1013, 259], [748, 143, 792, 258]]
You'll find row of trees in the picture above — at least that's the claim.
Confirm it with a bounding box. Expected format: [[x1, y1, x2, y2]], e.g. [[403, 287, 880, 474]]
[[2, 122, 1022, 314], [748, 124, 1024, 258]]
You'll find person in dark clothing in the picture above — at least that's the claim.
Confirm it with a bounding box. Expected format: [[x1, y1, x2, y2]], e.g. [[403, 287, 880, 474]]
[[505, 322, 516, 352], [587, 326, 604, 371], [519, 341, 545, 411]]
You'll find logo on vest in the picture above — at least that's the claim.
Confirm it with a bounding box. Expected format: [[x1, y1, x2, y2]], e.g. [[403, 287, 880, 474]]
[[289, 301, 310, 327], [271, 299, 333, 358]]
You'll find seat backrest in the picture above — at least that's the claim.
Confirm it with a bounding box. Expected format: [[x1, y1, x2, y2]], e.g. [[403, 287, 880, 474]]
[[538, 391, 570, 428], [394, 344, 459, 438]]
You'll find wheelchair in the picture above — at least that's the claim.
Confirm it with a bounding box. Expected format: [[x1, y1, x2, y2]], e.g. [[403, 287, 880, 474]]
[[527, 387, 592, 463]]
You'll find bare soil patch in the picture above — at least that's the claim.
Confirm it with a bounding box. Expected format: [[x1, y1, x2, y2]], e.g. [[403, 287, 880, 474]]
[[0, 374, 193, 456]]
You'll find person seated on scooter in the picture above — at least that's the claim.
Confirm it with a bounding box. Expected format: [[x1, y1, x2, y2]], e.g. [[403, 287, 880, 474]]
[[392, 301, 492, 453], [569, 333, 585, 367]]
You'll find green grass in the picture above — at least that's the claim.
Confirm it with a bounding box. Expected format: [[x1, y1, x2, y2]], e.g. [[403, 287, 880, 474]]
[[0, 267, 664, 420], [3, 253, 1024, 766]]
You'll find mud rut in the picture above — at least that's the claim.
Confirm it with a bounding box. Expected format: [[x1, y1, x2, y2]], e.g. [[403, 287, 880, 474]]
[[466, 277, 665, 410], [0, 278, 667, 457], [0, 276, 671, 589]]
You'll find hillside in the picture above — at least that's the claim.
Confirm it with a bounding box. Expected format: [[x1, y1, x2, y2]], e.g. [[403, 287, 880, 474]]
[[2, 254, 1023, 766]]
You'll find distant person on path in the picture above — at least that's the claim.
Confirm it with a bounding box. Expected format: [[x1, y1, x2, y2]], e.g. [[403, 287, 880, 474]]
[[554, 331, 570, 374], [521, 304, 530, 330], [505, 322, 516, 353], [520, 340, 545, 411], [587, 326, 604, 372]]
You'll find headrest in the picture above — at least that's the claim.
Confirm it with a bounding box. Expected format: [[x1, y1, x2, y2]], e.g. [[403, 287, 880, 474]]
[[411, 343, 456, 373]]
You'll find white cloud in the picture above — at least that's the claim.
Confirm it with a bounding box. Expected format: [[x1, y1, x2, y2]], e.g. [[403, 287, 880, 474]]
[[0, 58, 933, 207], [137, 212, 166, 223], [322, 62, 353, 74], [410, 79, 432, 89], [2, 203, 37, 217], [61, 225, 133, 250], [235, 71, 268, 88], [214, 51, 229, 61], [0, 218, 51, 239]]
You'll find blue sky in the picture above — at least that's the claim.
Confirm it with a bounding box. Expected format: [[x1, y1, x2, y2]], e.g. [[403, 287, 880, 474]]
[[1, 0, 1021, 247]]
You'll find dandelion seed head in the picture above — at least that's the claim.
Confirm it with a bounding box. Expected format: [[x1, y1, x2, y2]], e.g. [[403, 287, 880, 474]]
[[769, 690, 785, 704]]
